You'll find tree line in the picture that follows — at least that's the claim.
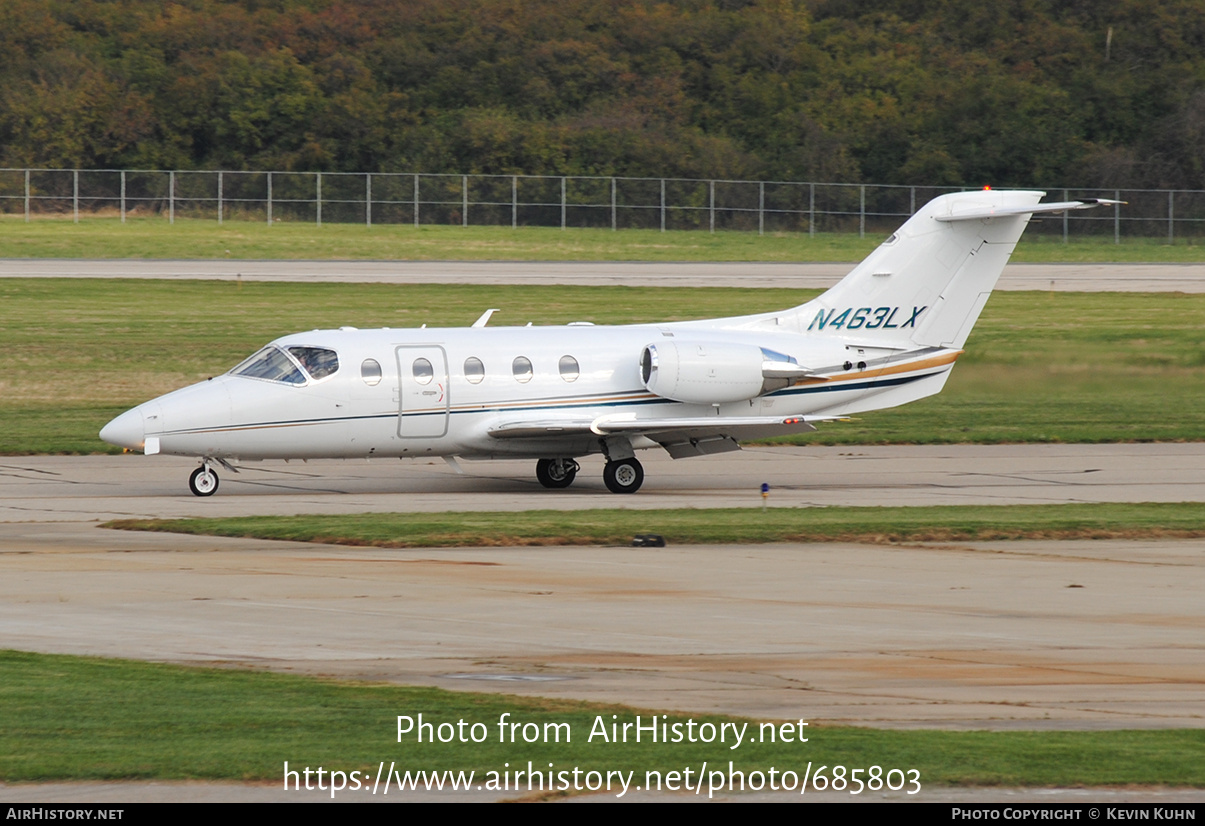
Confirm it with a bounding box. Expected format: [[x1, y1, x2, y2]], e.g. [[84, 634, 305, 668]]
[[1, 0, 1202, 189]]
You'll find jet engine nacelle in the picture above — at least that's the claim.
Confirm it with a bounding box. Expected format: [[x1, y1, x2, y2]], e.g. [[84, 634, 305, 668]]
[[640, 340, 807, 404]]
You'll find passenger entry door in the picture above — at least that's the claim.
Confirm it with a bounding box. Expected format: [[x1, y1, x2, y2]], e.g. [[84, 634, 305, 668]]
[[395, 346, 449, 438]]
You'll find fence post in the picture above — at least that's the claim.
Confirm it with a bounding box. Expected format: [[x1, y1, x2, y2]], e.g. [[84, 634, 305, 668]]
[[561, 176, 566, 230], [24, 169, 29, 222], [414, 173, 420, 228], [267, 172, 273, 224], [859, 184, 865, 239], [217, 171, 222, 225], [366, 174, 372, 227], [611, 177, 616, 231], [1168, 190, 1174, 244], [73, 169, 79, 223], [169, 170, 174, 225], [316, 172, 322, 226], [1063, 189, 1069, 243], [709, 180, 715, 233], [1114, 189, 1120, 244], [809, 183, 819, 238], [759, 181, 764, 235], [512, 175, 518, 229], [121, 170, 127, 223], [462, 175, 468, 227], [660, 179, 665, 232]]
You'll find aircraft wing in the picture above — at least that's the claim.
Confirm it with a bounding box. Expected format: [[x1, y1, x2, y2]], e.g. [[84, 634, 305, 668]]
[[487, 414, 824, 458], [486, 420, 599, 439]]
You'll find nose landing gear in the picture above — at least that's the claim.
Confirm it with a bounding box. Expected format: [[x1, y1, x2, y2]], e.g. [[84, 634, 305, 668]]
[[188, 464, 219, 496]]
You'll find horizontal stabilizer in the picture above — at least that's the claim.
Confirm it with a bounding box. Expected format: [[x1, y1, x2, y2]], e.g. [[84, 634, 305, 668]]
[[935, 198, 1125, 222]]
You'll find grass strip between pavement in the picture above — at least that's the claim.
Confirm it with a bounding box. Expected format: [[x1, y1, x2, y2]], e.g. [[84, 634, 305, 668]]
[[104, 502, 1205, 549]]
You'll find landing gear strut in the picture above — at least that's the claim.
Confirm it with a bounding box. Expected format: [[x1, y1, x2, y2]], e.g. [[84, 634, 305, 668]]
[[536, 458, 579, 489], [189, 464, 219, 497], [603, 457, 644, 494]]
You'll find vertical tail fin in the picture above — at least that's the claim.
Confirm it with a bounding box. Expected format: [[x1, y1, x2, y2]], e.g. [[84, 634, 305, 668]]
[[794, 190, 1045, 348]]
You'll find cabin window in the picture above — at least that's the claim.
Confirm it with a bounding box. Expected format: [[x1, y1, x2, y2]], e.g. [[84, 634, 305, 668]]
[[412, 357, 434, 385], [464, 357, 485, 384], [512, 356, 533, 383], [287, 346, 339, 380], [230, 346, 306, 385], [558, 355, 579, 382], [360, 358, 382, 386]]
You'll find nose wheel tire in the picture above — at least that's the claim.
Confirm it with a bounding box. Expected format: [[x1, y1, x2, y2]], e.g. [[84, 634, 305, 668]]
[[536, 458, 579, 489], [189, 466, 219, 497], [603, 458, 644, 494]]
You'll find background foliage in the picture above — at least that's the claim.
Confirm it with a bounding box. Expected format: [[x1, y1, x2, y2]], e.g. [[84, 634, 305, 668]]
[[1, 0, 1203, 189]]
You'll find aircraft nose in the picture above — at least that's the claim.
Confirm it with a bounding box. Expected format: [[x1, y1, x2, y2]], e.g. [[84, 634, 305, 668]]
[[99, 407, 144, 450]]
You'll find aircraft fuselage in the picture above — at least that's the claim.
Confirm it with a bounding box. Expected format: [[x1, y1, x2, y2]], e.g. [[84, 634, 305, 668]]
[[103, 320, 952, 463]]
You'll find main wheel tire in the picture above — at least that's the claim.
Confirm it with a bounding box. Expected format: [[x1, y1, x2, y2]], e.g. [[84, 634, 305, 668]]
[[536, 458, 577, 489], [603, 458, 644, 494], [189, 466, 219, 497]]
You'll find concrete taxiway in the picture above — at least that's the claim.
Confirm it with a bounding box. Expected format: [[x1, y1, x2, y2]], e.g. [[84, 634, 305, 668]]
[[3, 522, 1203, 731], [5, 443, 1205, 521]]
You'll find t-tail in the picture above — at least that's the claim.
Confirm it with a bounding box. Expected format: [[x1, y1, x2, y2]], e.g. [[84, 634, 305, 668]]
[[791, 190, 1120, 349]]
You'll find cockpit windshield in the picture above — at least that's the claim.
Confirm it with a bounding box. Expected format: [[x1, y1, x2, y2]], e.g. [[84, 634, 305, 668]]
[[230, 345, 339, 385], [230, 346, 306, 384]]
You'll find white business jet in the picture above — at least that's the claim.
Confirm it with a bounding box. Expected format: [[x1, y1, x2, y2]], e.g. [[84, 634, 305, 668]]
[[101, 189, 1117, 496]]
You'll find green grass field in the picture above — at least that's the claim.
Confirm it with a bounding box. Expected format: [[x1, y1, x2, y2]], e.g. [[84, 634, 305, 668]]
[[2, 215, 1204, 262], [105, 502, 1205, 549], [4, 279, 1204, 453], [2, 650, 1201, 788]]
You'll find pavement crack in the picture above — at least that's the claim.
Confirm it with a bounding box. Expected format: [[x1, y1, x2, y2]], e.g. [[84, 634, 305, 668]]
[[0, 464, 64, 477]]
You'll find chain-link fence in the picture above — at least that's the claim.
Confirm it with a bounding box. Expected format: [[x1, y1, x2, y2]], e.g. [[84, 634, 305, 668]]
[[0, 168, 1200, 241]]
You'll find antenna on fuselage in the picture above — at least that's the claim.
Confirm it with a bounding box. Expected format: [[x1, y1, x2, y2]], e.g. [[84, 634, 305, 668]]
[[472, 308, 500, 328]]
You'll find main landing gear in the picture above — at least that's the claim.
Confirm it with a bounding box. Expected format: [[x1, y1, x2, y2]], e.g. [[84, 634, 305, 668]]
[[535, 458, 579, 489], [534, 457, 644, 493], [603, 457, 643, 494], [189, 464, 219, 496]]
